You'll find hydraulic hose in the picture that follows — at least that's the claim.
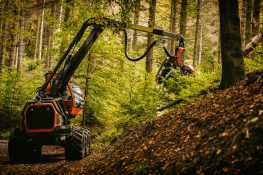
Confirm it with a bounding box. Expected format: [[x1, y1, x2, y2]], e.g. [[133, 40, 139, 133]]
[[123, 30, 159, 61]]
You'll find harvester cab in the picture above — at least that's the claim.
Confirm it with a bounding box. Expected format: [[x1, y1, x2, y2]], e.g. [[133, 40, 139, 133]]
[[8, 17, 187, 161]]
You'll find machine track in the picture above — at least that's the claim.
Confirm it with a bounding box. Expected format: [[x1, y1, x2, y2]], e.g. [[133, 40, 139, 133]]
[[64, 126, 90, 160]]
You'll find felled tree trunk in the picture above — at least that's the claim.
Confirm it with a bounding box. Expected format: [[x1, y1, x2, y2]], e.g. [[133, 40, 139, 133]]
[[242, 31, 263, 56]]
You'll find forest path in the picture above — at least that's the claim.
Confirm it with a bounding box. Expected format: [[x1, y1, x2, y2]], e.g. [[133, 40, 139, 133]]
[[0, 141, 70, 175]]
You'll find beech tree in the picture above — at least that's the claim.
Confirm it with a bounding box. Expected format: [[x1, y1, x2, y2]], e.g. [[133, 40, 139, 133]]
[[193, 0, 201, 67], [252, 0, 260, 36], [179, 0, 188, 37], [146, 0, 156, 73], [219, 0, 244, 89], [245, 0, 252, 45], [169, 0, 178, 54], [132, 0, 140, 49]]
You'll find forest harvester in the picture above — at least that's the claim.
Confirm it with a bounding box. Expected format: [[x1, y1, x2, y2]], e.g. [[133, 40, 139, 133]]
[[8, 17, 194, 161]]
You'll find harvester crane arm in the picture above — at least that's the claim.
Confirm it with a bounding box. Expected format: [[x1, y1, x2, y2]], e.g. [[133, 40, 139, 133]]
[[40, 17, 185, 98]]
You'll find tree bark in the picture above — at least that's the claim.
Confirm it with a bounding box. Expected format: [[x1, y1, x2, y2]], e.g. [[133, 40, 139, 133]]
[[9, 23, 18, 67], [245, 0, 252, 45], [193, 0, 201, 67], [198, 23, 203, 65], [146, 0, 156, 73], [219, 0, 244, 89], [60, 0, 74, 57], [242, 31, 263, 56], [179, 0, 188, 37], [17, 11, 25, 72], [38, 0, 45, 61], [240, 0, 246, 47], [0, 20, 7, 72], [45, 2, 55, 68], [34, 5, 41, 61], [252, 0, 260, 36], [132, 0, 140, 49], [218, 29, 221, 64], [59, 0, 63, 21], [169, 0, 177, 54]]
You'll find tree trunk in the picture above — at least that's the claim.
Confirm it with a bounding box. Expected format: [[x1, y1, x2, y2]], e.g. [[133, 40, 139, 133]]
[[9, 23, 18, 67], [218, 30, 221, 64], [193, 0, 201, 67], [132, 1, 140, 49], [38, 0, 45, 61], [60, 0, 74, 57], [169, 0, 177, 54], [58, 0, 64, 22], [219, 0, 244, 89], [0, 19, 2, 66], [83, 53, 98, 126], [240, 0, 246, 47], [245, 0, 252, 45], [179, 0, 188, 37], [34, 6, 41, 61], [252, 0, 260, 36], [0, 21, 7, 72], [146, 0, 156, 73], [198, 23, 203, 65], [17, 12, 24, 72], [45, 2, 55, 68]]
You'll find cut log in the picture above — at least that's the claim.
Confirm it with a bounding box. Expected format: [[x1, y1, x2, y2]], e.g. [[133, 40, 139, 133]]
[[242, 31, 263, 56]]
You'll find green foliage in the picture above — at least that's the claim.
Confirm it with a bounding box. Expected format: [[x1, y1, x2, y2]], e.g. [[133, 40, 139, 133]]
[[115, 72, 161, 129], [26, 60, 40, 71], [164, 70, 221, 102], [0, 131, 10, 139], [0, 69, 25, 129], [0, 66, 46, 130], [244, 47, 263, 73]]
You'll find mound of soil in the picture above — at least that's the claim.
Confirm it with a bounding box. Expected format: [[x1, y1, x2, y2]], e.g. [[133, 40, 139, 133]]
[[59, 71, 263, 175]]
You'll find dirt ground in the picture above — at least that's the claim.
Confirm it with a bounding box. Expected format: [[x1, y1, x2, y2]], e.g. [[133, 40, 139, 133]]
[[0, 140, 68, 175]]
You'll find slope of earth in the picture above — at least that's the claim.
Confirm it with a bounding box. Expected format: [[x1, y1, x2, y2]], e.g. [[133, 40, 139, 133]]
[[57, 70, 263, 175], [0, 71, 262, 175]]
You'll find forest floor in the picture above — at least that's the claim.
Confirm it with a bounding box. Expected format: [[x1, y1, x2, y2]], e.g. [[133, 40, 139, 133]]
[[0, 70, 262, 175]]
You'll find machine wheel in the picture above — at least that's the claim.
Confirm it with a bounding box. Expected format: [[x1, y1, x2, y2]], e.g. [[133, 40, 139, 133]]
[[83, 129, 90, 156], [27, 144, 42, 159], [9, 131, 42, 162], [65, 126, 88, 160], [8, 132, 27, 162]]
